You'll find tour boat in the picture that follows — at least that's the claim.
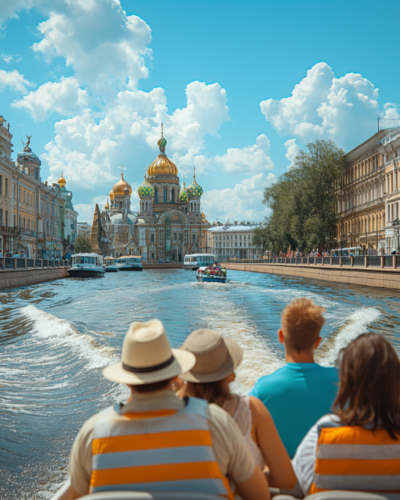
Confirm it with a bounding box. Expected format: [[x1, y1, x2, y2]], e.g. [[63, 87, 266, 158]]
[[104, 257, 118, 272], [196, 266, 227, 283], [68, 253, 105, 278], [117, 255, 143, 271], [184, 253, 216, 270]]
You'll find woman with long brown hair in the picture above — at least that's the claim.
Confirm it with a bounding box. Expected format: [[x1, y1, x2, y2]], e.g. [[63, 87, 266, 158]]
[[177, 329, 297, 490], [293, 332, 400, 496]]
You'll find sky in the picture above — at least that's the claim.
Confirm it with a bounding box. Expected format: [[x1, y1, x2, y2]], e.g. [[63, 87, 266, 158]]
[[1, 0, 400, 224]]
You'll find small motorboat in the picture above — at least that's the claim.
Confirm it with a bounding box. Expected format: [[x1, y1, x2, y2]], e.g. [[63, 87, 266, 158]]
[[117, 255, 143, 271], [104, 257, 118, 272], [196, 266, 227, 283], [68, 253, 105, 278]]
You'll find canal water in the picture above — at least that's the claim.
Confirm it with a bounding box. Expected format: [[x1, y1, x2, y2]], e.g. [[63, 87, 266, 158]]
[[1, 269, 400, 499]]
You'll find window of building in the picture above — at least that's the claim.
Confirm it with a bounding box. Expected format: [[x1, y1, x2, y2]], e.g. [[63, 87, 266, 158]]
[[164, 188, 167, 203], [14, 215, 16, 227], [150, 233, 154, 243], [5, 211, 8, 226], [33, 221, 35, 231], [192, 233, 196, 244], [28, 219, 30, 229], [154, 187, 158, 203], [5, 178, 8, 196], [171, 188, 175, 203], [0, 175, 2, 195]]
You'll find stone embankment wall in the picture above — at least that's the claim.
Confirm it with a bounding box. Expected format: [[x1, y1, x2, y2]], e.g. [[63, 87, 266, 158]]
[[224, 258, 400, 290], [0, 267, 69, 291]]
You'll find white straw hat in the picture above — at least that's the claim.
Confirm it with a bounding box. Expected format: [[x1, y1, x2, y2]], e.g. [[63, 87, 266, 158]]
[[179, 329, 243, 383], [103, 319, 196, 385]]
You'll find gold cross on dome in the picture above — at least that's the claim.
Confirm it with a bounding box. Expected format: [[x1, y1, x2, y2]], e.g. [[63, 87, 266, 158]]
[[144, 166, 146, 180], [193, 165, 196, 179], [161, 123, 163, 138]]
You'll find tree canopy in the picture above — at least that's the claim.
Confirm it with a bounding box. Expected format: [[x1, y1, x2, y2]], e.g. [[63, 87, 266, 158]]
[[254, 140, 346, 253], [75, 235, 92, 253]]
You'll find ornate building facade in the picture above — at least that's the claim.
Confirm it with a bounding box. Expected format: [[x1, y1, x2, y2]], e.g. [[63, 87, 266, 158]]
[[336, 128, 400, 254], [92, 128, 210, 261], [0, 114, 78, 257]]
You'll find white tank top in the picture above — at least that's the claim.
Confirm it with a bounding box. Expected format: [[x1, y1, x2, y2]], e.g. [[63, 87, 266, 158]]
[[222, 396, 264, 469]]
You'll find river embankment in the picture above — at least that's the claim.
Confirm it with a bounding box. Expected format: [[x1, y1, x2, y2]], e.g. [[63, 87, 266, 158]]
[[0, 259, 70, 291], [224, 260, 400, 290]]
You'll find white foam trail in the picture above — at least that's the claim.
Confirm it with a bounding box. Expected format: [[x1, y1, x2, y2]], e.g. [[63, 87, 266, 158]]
[[200, 302, 284, 395], [20, 305, 118, 370], [316, 307, 381, 366]]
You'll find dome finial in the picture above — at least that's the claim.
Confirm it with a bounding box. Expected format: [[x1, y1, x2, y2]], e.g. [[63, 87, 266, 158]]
[[157, 123, 167, 154], [193, 165, 196, 180]]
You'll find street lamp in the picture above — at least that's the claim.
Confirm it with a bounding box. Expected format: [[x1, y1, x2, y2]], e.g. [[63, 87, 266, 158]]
[[391, 218, 400, 254]]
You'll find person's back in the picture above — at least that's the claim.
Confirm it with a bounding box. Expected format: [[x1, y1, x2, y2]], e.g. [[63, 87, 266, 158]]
[[293, 333, 400, 496], [68, 319, 269, 500], [250, 298, 338, 458]]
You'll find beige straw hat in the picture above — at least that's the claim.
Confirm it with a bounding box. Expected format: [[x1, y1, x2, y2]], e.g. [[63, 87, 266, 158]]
[[103, 319, 196, 385], [179, 329, 243, 383]]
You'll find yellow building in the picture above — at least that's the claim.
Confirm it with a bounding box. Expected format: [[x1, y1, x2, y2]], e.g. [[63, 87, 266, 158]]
[[336, 129, 400, 254]]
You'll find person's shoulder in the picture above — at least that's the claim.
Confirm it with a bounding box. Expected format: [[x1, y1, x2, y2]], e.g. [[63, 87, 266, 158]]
[[314, 363, 339, 380], [76, 405, 118, 441]]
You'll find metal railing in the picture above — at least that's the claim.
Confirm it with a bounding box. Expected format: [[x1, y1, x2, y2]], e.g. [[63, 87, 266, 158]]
[[0, 259, 71, 270], [220, 255, 400, 270]]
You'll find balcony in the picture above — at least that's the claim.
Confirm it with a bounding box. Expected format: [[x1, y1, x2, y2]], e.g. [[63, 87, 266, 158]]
[[339, 197, 384, 217]]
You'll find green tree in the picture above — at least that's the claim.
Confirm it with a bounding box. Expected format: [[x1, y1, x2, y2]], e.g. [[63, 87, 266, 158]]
[[261, 140, 346, 253], [75, 235, 92, 253]]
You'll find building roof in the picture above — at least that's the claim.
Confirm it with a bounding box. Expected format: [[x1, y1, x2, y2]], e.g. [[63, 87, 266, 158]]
[[208, 223, 260, 232], [345, 128, 400, 162]]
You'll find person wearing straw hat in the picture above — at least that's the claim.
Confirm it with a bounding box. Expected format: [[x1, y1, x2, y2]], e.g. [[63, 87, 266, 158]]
[[178, 329, 297, 491], [68, 319, 269, 500]]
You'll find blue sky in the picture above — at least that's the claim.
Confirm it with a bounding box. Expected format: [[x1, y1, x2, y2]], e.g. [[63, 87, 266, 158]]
[[1, 0, 399, 223]]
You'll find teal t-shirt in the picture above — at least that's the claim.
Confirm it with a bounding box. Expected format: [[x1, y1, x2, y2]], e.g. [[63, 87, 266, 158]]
[[249, 363, 339, 458]]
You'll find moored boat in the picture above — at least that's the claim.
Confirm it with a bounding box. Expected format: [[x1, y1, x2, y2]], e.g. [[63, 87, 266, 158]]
[[196, 265, 227, 283], [184, 253, 216, 270], [104, 257, 118, 272], [117, 255, 143, 271], [68, 253, 105, 278]]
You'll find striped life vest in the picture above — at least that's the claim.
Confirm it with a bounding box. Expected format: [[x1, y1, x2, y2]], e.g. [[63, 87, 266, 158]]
[[90, 396, 235, 498], [310, 420, 400, 494]]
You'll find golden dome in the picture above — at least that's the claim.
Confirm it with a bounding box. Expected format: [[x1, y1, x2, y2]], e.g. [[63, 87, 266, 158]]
[[109, 191, 115, 200], [105, 196, 110, 210], [147, 124, 178, 177], [58, 171, 66, 188], [148, 156, 178, 177], [112, 172, 132, 196]]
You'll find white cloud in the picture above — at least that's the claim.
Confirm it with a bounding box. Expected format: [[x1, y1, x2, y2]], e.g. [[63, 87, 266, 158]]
[[284, 138, 299, 169], [0, 69, 32, 93], [201, 173, 276, 223], [260, 62, 398, 150], [171, 134, 273, 179], [383, 102, 400, 120], [43, 81, 230, 194], [13, 77, 88, 120], [214, 134, 273, 173], [32, 0, 151, 92], [0, 0, 38, 28], [1, 54, 22, 63]]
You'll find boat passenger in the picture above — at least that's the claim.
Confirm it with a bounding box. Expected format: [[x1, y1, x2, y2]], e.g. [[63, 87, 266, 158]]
[[293, 332, 400, 496], [67, 320, 269, 500], [249, 298, 338, 459], [177, 329, 297, 490], [222, 267, 226, 277]]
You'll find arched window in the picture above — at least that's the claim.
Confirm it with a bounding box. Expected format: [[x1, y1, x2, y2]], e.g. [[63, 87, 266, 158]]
[[164, 188, 167, 203], [173, 233, 177, 240], [145, 202, 148, 210], [192, 233, 196, 243], [171, 188, 175, 203], [154, 187, 158, 204], [150, 233, 154, 242]]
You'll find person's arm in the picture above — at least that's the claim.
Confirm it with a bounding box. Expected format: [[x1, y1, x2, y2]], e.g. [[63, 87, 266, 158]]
[[236, 466, 270, 500], [250, 396, 296, 489]]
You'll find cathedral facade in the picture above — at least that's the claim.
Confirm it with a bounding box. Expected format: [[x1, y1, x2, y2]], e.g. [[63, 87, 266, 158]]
[[91, 129, 210, 262]]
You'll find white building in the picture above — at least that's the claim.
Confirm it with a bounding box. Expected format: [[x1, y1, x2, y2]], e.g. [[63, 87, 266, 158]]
[[207, 221, 262, 259]]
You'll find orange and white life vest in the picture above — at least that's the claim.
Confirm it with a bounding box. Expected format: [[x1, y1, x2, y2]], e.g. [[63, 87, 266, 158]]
[[90, 396, 235, 499], [310, 421, 400, 494]]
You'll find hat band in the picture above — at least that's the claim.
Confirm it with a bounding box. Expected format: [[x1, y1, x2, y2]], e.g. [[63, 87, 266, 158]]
[[122, 355, 175, 374]]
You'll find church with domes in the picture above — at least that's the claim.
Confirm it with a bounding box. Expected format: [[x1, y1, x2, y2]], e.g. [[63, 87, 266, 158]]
[[91, 126, 210, 262]]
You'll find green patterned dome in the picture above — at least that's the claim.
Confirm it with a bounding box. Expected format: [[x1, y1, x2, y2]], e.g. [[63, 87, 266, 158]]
[[187, 178, 203, 198], [138, 176, 154, 197], [157, 137, 167, 148], [180, 182, 188, 202]]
